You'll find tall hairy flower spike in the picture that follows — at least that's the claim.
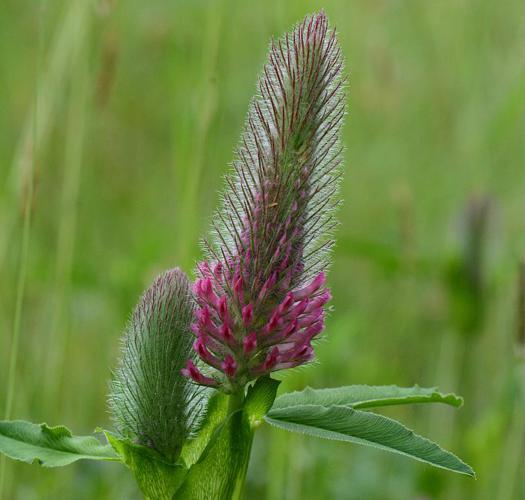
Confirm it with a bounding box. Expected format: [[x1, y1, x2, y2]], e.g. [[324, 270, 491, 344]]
[[109, 269, 207, 462], [183, 11, 345, 392]]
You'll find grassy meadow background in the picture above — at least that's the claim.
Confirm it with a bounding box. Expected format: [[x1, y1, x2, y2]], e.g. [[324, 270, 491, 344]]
[[1, 0, 524, 498]]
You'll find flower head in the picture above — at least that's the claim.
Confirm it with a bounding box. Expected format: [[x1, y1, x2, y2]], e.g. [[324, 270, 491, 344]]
[[182, 12, 345, 391], [109, 269, 207, 461]]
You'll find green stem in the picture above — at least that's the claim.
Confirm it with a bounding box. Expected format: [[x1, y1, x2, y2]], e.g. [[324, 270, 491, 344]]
[[176, 378, 278, 499], [228, 389, 253, 500], [227, 390, 245, 415], [233, 431, 254, 500]]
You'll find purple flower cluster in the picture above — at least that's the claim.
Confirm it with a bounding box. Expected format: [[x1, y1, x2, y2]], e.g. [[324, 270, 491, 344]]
[[182, 265, 330, 388], [182, 11, 344, 391]]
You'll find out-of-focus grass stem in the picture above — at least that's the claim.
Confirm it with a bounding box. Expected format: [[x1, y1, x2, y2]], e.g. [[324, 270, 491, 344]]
[[174, 2, 223, 271], [0, 149, 34, 500], [0, 3, 44, 496], [42, 1, 90, 414], [496, 259, 525, 500], [286, 433, 305, 500], [424, 196, 490, 498], [0, 2, 88, 275], [265, 430, 288, 500], [496, 377, 525, 500]]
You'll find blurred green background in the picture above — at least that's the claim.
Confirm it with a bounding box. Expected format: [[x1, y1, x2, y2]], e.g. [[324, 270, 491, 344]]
[[1, 0, 524, 498]]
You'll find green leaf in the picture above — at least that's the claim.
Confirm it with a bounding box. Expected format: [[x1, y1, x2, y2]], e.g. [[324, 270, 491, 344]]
[[174, 409, 253, 500], [0, 420, 119, 467], [180, 391, 229, 467], [272, 385, 463, 411], [105, 431, 186, 500], [265, 405, 475, 476], [244, 377, 281, 428]]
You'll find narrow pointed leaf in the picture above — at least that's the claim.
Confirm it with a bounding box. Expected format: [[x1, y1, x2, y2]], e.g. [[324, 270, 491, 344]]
[[0, 420, 119, 467], [265, 405, 474, 476], [272, 385, 463, 411]]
